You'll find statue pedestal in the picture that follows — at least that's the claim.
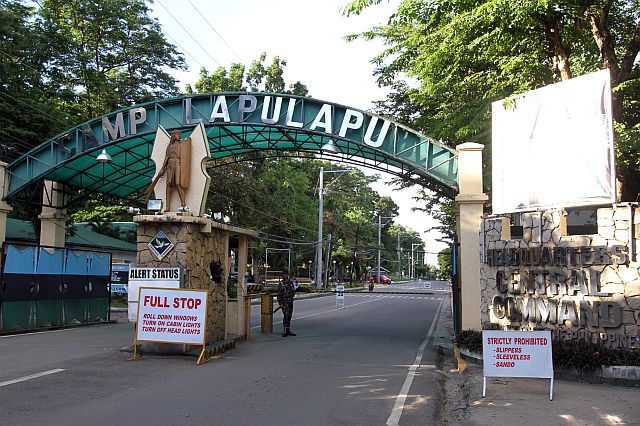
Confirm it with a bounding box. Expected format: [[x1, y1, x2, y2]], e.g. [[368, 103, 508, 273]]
[[134, 214, 255, 351]]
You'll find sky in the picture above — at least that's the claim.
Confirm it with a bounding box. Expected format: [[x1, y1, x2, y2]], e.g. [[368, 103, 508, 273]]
[[148, 0, 448, 263]]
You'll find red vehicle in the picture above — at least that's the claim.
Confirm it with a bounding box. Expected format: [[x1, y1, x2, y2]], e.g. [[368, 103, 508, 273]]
[[369, 273, 392, 284]]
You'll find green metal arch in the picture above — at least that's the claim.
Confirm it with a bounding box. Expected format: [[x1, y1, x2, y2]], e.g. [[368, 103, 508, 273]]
[[3, 92, 458, 207]]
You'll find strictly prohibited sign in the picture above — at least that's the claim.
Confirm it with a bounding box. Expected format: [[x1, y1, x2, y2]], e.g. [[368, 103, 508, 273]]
[[135, 287, 207, 345], [482, 330, 554, 399]]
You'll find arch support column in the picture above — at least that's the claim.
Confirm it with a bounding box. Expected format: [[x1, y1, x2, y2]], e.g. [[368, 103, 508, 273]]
[[236, 234, 250, 340], [454, 143, 488, 331], [39, 180, 68, 248]]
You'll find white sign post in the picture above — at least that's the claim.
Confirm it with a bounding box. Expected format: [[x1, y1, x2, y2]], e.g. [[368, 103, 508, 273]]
[[128, 267, 181, 322], [336, 284, 345, 308], [482, 330, 554, 400], [134, 287, 208, 364]]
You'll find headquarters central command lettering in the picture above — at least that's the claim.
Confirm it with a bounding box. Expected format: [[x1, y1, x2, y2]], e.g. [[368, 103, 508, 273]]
[[129, 268, 179, 279]]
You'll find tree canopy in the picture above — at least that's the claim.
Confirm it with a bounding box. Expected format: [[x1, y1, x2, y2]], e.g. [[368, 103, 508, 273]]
[[0, 0, 186, 162], [187, 52, 309, 96], [346, 0, 640, 200]]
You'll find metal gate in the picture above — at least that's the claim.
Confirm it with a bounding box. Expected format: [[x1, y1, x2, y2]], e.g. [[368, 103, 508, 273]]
[[0, 244, 111, 334]]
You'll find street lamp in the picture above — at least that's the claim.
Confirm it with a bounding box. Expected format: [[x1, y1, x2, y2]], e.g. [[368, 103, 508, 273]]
[[308, 260, 312, 281], [376, 213, 394, 285], [411, 243, 423, 279], [96, 148, 112, 163], [315, 167, 350, 290]]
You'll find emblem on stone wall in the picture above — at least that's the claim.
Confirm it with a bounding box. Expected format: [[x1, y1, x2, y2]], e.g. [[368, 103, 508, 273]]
[[148, 231, 175, 261]]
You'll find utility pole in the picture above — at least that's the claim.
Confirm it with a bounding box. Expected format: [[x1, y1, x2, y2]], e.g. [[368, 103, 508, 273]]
[[411, 243, 423, 279], [315, 167, 324, 289], [324, 233, 332, 289], [376, 214, 393, 285], [377, 215, 382, 286], [397, 234, 401, 277], [315, 168, 350, 289]]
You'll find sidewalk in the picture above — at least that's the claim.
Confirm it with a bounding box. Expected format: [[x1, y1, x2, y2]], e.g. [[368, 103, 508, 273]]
[[433, 295, 640, 425]]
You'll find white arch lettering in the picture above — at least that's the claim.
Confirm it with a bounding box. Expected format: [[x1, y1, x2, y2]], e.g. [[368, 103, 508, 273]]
[[338, 109, 364, 137], [261, 96, 283, 125], [210, 95, 230, 122], [102, 113, 125, 141], [285, 98, 304, 128], [364, 116, 392, 148], [237, 95, 257, 122], [309, 104, 333, 133], [129, 107, 147, 135]]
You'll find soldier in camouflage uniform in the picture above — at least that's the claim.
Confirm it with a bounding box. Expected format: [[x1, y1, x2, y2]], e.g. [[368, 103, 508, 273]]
[[277, 270, 296, 337]]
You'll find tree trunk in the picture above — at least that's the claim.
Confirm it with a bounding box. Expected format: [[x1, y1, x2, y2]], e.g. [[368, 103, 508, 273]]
[[542, 13, 572, 80]]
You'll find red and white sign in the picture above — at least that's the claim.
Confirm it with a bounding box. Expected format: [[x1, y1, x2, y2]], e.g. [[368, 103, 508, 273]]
[[135, 287, 207, 345], [482, 330, 553, 378]]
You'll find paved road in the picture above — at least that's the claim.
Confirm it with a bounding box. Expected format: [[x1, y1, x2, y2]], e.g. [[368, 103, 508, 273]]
[[1, 281, 451, 426]]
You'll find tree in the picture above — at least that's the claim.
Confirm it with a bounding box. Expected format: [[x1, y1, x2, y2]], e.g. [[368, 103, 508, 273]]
[[0, 0, 69, 161], [193, 63, 246, 93], [40, 0, 186, 119], [1, 0, 187, 162], [437, 247, 453, 281], [192, 52, 309, 96], [346, 0, 640, 200]]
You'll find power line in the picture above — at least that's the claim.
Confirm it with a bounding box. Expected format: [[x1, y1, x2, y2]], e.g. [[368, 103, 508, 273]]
[[156, 0, 221, 68], [162, 29, 207, 70], [0, 91, 67, 125], [207, 187, 318, 236], [186, 0, 244, 63]]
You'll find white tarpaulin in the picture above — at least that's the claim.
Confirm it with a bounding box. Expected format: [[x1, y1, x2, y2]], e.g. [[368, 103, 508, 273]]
[[492, 69, 615, 214]]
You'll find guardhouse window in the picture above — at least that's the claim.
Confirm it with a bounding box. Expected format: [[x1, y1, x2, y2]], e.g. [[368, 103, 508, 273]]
[[566, 207, 599, 235]]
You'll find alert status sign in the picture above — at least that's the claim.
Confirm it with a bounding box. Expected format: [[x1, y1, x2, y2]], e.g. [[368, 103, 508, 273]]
[[136, 287, 207, 345], [128, 267, 181, 322]]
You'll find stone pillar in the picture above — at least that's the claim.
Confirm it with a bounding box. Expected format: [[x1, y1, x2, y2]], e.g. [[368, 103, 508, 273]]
[[0, 162, 13, 246], [39, 180, 68, 247], [455, 143, 488, 331], [134, 215, 256, 348], [236, 235, 249, 340]]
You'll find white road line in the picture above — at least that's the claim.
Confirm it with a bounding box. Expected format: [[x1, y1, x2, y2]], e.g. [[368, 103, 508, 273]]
[[250, 297, 384, 330], [386, 295, 445, 426], [0, 369, 66, 388]]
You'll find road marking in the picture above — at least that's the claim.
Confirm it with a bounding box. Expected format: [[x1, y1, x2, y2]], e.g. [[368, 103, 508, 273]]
[[0, 369, 66, 388], [386, 295, 445, 426], [250, 297, 384, 330], [0, 328, 74, 339]]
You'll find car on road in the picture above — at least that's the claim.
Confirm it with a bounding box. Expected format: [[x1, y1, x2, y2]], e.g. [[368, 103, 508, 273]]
[[369, 273, 392, 284]]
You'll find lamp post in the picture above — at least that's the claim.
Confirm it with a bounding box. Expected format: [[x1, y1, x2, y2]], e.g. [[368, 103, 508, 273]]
[[411, 243, 423, 279], [315, 167, 350, 289], [376, 214, 394, 285], [308, 260, 312, 281]]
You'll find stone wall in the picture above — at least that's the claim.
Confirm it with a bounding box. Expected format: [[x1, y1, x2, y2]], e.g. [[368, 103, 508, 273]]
[[136, 215, 228, 344], [480, 204, 640, 350]]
